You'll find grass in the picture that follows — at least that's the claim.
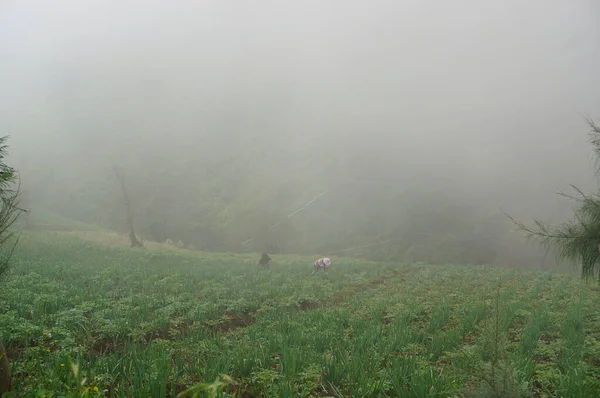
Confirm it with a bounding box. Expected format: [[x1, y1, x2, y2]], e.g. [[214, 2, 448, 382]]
[[20, 210, 109, 233], [1, 231, 600, 397]]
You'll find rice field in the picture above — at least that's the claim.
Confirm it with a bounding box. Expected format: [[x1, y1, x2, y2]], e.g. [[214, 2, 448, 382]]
[[1, 231, 599, 397]]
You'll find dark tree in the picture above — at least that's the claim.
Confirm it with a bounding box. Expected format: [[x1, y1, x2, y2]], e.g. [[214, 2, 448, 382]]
[[113, 166, 143, 248], [507, 117, 600, 280], [0, 135, 24, 396]]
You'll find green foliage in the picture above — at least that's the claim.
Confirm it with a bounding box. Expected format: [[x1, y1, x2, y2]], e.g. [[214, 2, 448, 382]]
[[0, 135, 23, 280], [0, 136, 17, 187], [507, 117, 600, 279], [1, 232, 599, 396]]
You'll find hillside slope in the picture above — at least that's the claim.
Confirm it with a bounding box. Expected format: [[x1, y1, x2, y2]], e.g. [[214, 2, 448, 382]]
[[1, 232, 598, 396]]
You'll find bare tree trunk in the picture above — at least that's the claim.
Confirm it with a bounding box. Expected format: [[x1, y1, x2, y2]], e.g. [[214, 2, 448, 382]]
[[113, 167, 143, 248], [0, 340, 11, 396]]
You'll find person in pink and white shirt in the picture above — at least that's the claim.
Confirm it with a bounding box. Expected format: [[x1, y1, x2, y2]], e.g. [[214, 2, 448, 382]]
[[312, 257, 331, 275]]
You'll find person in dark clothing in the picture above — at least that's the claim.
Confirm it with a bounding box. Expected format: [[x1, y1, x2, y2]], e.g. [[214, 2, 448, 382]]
[[259, 252, 272, 267]]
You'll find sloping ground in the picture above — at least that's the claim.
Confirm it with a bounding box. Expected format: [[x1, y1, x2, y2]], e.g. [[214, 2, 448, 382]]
[[22, 211, 182, 252], [61, 230, 202, 253], [21, 211, 284, 259], [21, 210, 109, 232], [1, 232, 599, 397]]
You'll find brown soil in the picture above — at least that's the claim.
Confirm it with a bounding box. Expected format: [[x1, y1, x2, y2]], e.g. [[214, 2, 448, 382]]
[[209, 312, 256, 333]]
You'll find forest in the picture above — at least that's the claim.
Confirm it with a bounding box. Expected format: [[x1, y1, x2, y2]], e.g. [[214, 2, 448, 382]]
[[2, 2, 597, 270]]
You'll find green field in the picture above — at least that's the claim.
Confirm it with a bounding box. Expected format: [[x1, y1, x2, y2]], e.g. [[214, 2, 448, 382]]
[[1, 232, 599, 397]]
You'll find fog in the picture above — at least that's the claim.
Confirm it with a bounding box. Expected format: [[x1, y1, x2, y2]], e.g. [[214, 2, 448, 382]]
[[2, 0, 600, 266]]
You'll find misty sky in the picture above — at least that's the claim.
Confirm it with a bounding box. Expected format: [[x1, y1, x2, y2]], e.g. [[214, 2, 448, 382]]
[[1, 0, 600, 220]]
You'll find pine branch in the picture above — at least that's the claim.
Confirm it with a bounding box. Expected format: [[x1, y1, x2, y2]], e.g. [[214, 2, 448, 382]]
[[502, 209, 581, 240], [584, 115, 600, 177], [503, 115, 600, 279], [556, 184, 591, 202]]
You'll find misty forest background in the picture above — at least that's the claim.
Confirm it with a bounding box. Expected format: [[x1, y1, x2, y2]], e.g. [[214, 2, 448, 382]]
[[2, 1, 600, 269]]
